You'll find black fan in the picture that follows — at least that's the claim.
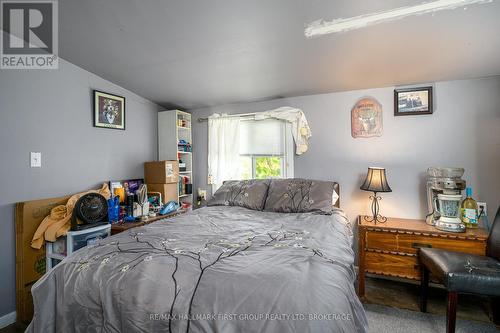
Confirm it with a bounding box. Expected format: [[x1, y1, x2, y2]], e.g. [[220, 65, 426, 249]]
[[71, 193, 108, 231]]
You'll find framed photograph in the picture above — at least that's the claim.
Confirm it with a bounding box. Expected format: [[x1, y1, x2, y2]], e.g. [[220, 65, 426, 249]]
[[394, 86, 433, 116], [93, 90, 125, 130], [351, 97, 383, 138]]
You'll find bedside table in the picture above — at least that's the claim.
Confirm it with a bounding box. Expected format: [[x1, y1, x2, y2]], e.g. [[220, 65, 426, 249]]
[[111, 210, 187, 235], [357, 215, 489, 299]]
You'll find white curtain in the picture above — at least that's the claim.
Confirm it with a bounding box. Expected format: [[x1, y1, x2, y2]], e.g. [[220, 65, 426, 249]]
[[254, 107, 311, 155], [208, 114, 241, 191]]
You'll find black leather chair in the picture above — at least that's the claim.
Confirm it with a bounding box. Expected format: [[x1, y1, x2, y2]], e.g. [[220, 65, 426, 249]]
[[419, 206, 500, 333]]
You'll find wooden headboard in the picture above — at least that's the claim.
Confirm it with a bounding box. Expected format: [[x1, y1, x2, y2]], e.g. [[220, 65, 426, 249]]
[[334, 182, 340, 208]]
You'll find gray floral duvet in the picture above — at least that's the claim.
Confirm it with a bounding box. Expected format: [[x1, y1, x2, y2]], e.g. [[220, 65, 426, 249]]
[[27, 206, 368, 333]]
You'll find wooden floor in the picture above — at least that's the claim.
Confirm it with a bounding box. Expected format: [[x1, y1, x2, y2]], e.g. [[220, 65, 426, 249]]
[[364, 276, 492, 323], [1, 277, 493, 332]]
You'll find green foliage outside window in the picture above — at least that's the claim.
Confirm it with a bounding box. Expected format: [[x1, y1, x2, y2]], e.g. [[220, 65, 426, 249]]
[[255, 157, 282, 179], [239, 156, 283, 179]]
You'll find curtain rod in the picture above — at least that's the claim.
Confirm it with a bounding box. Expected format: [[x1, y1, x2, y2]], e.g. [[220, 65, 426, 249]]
[[197, 112, 258, 122]]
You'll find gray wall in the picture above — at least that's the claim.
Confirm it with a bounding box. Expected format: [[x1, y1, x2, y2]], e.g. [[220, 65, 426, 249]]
[[0, 59, 160, 317], [191, 76, 500, 222]]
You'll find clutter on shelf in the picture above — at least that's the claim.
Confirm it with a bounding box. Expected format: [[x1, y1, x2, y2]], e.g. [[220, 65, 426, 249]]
[[178, 139, 192, 152], [177, 114, 191, 128], [158, 110, 194, 210]]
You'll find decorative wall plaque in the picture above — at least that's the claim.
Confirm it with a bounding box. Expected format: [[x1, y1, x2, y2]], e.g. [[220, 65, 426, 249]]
[[351, 97, 383, 138]]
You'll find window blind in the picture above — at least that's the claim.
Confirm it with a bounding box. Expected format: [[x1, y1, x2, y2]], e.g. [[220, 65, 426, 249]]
[[239, 119, 284, 155]]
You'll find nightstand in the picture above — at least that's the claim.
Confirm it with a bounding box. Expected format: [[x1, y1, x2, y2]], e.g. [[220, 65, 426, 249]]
[[357, 215, 489, 299], [111, 210, 187, 235]]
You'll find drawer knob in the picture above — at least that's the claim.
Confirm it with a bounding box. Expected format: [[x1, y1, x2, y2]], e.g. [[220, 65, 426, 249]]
[[412, 242, 432, 249]]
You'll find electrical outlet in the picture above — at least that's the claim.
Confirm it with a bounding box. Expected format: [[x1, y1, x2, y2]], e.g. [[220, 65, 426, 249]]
[[477, 202, 487, 216], [30, 152, 41, 168], [198, 189, 207, 200]]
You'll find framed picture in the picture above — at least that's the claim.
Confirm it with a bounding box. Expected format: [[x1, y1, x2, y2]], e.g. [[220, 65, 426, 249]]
[[394, 86, 433, 116], [93, 90, 125, 130], [351, 97, 383, 138]]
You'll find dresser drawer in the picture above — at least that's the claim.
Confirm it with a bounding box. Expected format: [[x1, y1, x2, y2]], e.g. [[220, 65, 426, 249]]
[[397, 234, 485, 255], [364, 251, 420, 280], [365, 231, 398, 251], [365, 230, 486, 255]]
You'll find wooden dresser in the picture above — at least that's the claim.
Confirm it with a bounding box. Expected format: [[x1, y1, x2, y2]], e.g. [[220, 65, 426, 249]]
[[357, 216, 489, 298]]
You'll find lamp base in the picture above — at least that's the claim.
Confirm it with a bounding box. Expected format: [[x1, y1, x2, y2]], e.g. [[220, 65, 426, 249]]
[[364, 214, 387, 224], [364, 193, 387, 224]]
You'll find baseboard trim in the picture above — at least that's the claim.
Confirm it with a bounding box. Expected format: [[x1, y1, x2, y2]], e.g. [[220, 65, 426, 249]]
[[0, 311, 16, 329]]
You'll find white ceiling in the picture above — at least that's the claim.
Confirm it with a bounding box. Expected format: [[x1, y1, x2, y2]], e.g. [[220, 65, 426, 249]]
[[59, 0, 500, 109]]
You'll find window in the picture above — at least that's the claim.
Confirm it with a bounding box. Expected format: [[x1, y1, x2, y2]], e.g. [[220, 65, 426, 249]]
[[238, 118, 293, 179]]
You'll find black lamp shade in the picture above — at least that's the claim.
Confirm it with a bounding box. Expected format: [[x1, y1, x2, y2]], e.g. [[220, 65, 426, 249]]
[[360, 167, 392, 193]]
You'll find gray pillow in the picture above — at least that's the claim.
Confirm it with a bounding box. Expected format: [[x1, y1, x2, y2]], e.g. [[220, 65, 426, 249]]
[[207, 179, 271, 211], [263, 178, 334, 214]]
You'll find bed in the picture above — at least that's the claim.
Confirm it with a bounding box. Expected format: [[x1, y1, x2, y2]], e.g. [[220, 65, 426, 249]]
[[27, 179, 368, 333]]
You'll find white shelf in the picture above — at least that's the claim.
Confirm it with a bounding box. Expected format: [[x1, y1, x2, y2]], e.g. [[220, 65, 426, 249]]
[[159, 110, 194, 207]]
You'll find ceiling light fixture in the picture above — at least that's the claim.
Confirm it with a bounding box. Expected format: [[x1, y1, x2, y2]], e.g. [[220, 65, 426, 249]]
[[305, 0, 493, 38]]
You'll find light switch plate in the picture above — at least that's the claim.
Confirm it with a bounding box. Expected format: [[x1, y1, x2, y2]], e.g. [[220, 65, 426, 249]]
[[30, 152, 41, 168]]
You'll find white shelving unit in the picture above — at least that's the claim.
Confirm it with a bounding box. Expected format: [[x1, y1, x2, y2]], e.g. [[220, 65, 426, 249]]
[[158, 110, 193, 208]]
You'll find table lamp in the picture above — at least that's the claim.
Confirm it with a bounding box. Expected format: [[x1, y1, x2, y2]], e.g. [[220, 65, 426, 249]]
[[360, 167, 392, 224]]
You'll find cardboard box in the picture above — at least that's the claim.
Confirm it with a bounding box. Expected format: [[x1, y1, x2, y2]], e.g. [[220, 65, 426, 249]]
[[144, 161, 179, 184], [16, 195, 70, 323], [147, 183, 178, 204]]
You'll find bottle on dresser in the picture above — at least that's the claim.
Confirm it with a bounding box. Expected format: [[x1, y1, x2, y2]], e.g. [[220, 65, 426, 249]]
[[461, 187, 478, 228]]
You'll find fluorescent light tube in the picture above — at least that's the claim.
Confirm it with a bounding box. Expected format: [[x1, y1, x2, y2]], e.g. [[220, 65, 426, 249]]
[[305, 0, 493, 38]]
